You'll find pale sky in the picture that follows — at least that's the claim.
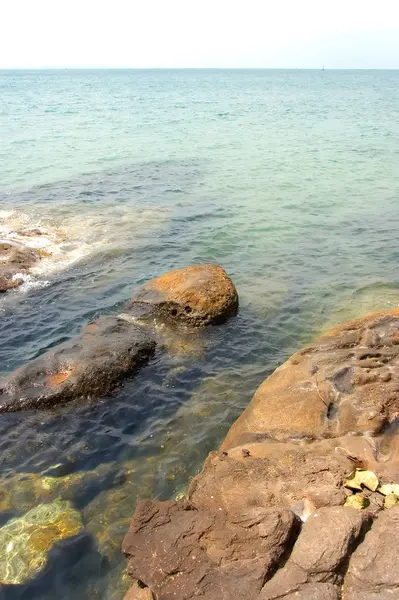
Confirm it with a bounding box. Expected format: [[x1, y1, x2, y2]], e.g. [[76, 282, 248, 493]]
[[1, 0, 399, 69]]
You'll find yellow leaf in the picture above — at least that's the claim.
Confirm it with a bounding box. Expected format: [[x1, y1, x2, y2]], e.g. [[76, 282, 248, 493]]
[[344, 471, 362, 491], [356, 469, 379, 492], [384, 494, 399, 509], [344, 495, 370, 510], [379, 483, 399, 496]]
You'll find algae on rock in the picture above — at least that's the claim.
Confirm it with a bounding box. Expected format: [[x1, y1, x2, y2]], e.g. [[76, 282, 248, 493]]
[[0, 499, 83, 585]]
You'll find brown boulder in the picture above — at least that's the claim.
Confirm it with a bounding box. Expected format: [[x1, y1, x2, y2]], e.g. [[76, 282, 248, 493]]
[[259, 506, 369, 599], [122, 499, 299, 600], [128, 264, 238, 327], [289, 506, 369, 573], [343, 507, 399, 599], [0, 316, 155, 411], [0, 239, 41, 292], [222, 308, 399, 448]]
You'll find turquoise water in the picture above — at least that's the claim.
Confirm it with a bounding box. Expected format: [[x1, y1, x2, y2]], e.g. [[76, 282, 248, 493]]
[[1, 69, 399, 598]]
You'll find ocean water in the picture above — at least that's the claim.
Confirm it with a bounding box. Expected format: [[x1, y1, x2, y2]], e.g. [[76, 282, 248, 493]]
[[0, 69, 399, 598]]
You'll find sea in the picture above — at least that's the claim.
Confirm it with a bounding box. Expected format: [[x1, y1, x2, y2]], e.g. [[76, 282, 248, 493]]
[[0, 69, 399, 598]]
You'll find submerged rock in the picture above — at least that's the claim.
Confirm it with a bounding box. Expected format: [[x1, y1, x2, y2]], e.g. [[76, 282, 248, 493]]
[[0, 264, 238, 411], [122, 307, 399, 600], [0, 239, 41, 292], [0, 316, 156, 411], [0, 462, 127, 515], [128, 263, 238, 327], [0, 499, 83, 585]]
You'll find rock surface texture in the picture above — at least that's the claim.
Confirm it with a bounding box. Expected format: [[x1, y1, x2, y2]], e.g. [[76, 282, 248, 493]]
[[123, 308, 399, 600], [0, 239, 41, 292], [0, 264, 238, 410]]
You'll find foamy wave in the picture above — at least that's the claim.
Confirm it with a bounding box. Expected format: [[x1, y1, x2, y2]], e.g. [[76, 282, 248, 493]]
[[0, 204, 169, 289], [12, 272, 50, 293]]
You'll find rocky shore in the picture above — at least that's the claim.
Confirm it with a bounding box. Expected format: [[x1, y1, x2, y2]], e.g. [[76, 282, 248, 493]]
[[122, 307, 399, 600], [2, 264, 399, 599]]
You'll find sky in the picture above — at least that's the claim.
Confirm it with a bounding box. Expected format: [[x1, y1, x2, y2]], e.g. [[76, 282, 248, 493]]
[[1, 0, 399, 69]]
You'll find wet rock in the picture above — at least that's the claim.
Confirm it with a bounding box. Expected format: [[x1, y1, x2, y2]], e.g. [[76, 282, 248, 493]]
[[343, 507, 399, 599], [0, 499, 83, 584], [222, 308, 399, 447], [128, 263, 238, 327], [0, 264, 239, 410], [0, 316, 155, 411], [0, 239, 41, 292], [122, 499, 299, 600]]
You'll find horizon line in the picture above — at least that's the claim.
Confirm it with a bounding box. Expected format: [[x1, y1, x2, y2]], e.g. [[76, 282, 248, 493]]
[[1, 66, 399, 71]]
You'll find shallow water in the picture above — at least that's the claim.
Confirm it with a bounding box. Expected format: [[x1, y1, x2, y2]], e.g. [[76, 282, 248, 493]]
[[1, 69, 399, 598]]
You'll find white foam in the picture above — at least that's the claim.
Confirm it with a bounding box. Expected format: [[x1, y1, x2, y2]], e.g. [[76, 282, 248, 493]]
[[12, 272, 50, 292], [0, 204, 170, 289]]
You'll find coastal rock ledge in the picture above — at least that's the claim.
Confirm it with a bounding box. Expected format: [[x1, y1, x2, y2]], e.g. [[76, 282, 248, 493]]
[[0, 264, 238, 411], [122, 308, 399, 600]]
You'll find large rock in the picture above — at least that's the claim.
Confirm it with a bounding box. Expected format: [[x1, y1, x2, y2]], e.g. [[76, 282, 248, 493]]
[[122, 308, 399, 600], [0, 316, 155, 411], [259, 506, 370, 599], [122, 499, 299, 600], [128, 264, 238, 327], [222, 308, 399, 447], [343, 507, 399, 599], [0, 499, 83, 585], [0, 239, 41, 292]]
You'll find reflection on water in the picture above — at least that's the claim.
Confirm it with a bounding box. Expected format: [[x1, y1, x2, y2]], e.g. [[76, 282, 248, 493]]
[[1, 68, 399, 598]]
